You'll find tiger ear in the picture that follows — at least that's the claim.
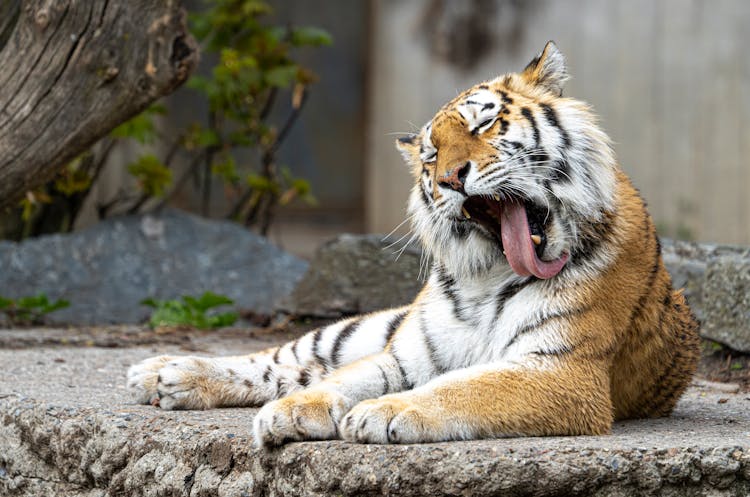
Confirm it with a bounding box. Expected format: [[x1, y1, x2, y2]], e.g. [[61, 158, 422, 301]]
[[395, 134, 419, 162], [521, 41, 568, 96]]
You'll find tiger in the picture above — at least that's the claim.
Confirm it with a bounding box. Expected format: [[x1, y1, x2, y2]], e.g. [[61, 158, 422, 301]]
[[127, 41, 700, 447]]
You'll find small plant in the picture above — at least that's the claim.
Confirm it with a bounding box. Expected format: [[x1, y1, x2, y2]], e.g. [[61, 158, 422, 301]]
[[141, 291, 238, 330], [0, 293, 70, 325], [1, 0, 331, 241]]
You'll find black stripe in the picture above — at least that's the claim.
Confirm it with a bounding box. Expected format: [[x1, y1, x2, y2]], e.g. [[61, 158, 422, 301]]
[[420, 310, 447, 375], [495, 279, 530, 318], [450, 221, 471, 240], [625, 217, 662, 329], [376, 363, 391, 395], [420, 184, 431, 207], [525, 147, 549, 170], [521, 107, 540, 145], [531, 344, 574, 358], [290, 339, 300, 363], [505, 306, 589, 350], [497, 89, 513, 105], [392, 352, 413, 390], [312, 328, 329, 370], [276, 377, 285, 397], [482, 102, 495, 110], [262, 366, 272, 383], [384, 311, 408, 345], [299, 367, 312, 387], [498, 118, 509, 135], [635, 348, 684, 416], [569, 211, 616, 266], [549, 159, 571, 183], [272, 347, 281, 364], [500, 139, 523, 151], [330, 319, 361, 367], [539, 103, 571, 147], [437, 266, 465, 321]]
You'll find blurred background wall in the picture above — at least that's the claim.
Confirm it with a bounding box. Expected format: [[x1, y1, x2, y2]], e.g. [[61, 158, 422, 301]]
[[367, 0, 750, 246], [82, 0, 750, 255]]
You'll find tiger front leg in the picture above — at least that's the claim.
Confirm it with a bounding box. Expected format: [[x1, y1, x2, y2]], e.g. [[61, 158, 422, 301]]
[[253, 352, 409, 446], [127, 354, 324, 410], [340, 362, 613, 444]]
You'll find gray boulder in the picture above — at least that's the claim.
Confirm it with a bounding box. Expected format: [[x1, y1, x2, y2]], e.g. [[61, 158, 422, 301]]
[[0, 209, 308, 325], [285, 234, 423, 317], [287, 235, 750, 353], [662, 239, 750, 352]]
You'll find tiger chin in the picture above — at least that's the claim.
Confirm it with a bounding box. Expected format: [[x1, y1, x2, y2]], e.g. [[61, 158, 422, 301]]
[[127, 41, 700, 447]]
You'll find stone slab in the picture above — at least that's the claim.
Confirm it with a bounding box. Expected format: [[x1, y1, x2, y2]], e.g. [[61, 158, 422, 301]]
[[1, 335, 748, 496]]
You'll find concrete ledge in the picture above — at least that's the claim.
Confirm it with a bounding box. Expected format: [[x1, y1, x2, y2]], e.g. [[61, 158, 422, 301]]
[[1, 339, 749, 496]]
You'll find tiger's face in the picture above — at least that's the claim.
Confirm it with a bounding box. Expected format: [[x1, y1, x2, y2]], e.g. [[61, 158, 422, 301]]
[[397, 42, 617, 279]]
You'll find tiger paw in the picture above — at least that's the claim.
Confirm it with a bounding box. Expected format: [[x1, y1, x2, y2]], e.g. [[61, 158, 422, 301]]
[[340, 395, 440, 444], [127, 356, 218, 410], [126, 355, 176, 405], [252, 389, 352, 447]]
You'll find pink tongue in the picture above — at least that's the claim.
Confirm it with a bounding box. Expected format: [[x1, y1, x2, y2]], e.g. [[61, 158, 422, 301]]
[[500, 202, 569, 279]]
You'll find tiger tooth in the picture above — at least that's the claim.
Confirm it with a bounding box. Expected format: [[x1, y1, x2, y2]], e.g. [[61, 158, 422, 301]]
[[493, 194, 500, 201], [531, 234, 542, 246], [462, 207, 471, 219]]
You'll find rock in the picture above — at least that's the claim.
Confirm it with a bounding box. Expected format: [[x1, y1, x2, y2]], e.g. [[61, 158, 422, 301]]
[[662, 239, 750, 352], [1, 339, 749, 496], [284, 234, 424, 317], [0, 209, 308, 325]]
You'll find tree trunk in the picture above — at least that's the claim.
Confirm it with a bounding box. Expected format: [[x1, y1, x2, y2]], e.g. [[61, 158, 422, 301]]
[[0, 0, 198, 209]]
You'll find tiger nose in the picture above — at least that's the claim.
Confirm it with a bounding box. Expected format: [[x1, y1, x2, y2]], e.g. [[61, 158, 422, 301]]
[[438, 162, 470, 193]]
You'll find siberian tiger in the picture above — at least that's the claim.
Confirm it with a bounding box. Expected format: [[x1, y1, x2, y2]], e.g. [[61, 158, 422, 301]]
[[127, 41, 700, 446]]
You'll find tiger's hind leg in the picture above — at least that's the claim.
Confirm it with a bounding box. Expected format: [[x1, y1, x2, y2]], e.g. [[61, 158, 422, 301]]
[[340, 361, 613, 444]]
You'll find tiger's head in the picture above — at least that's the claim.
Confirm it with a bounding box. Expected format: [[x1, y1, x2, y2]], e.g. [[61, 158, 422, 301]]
[[396, 41, 618, 280]]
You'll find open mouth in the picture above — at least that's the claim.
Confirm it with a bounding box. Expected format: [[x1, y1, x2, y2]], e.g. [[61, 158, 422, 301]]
[[460, 195, 569, 279]]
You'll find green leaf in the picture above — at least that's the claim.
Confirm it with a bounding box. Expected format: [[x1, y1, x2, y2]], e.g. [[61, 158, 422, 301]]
[[212, 155, 240, 184], [186, 75, 211, 94], [143, 292, 237, 330], [0, 296, 13, 310], [192, 291, 234, 312], [110, 104, 165, 144], [264, 65, 298, 88], [208, 312, 238, 328], [127, 155, 172, 197], [39, 299, 69, 314], [290, 26, 333, 47], [17, 294, 49, 309], [197, 129, 221, 147], [54, 159, 93, 196], [246, 173, 276, 193], [149, 300, 192, 328], [140, 298, 159, 308]]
